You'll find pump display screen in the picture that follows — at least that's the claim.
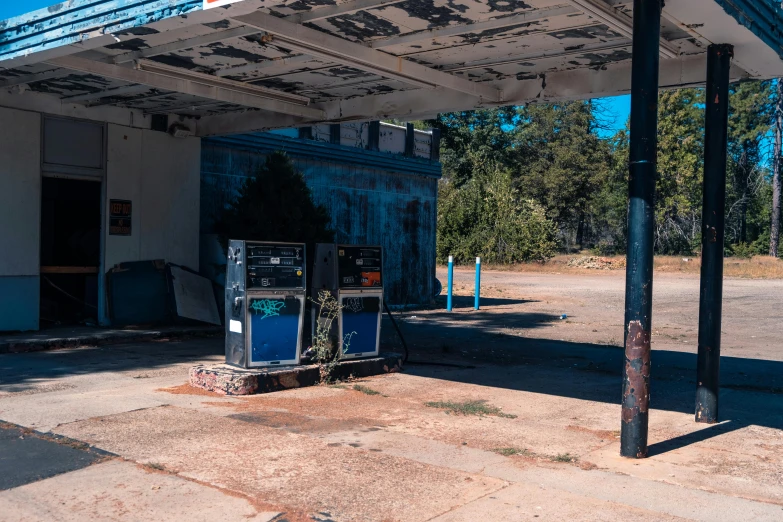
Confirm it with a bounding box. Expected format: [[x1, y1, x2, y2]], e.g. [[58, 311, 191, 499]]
[[246, 243, 305, 289], [337, 246, 382, 288]]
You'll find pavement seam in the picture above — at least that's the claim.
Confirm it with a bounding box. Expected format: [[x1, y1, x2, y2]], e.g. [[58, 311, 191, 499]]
[[47, 404, 173, 433], [480, 461, 783, 520], [324, 425, 783, 519], [580, 433, 783, 509], [421, 482, 512, 522], [128, 460, 307, 520], [0, 419, 118, 459], [6, 415, 307, 521]]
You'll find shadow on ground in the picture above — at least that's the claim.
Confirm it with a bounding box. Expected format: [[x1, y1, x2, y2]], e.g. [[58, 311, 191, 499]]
[[0, 338, 220, 393], [436, 295, 536, 309], [382, 297, 783, 454], [3, 295, 782, 455]]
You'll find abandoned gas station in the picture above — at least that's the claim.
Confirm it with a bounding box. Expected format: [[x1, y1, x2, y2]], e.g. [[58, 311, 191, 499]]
[[1, 0, 783, 462]]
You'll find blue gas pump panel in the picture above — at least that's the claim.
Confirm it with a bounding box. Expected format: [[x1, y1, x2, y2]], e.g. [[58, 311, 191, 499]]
[[341, 295, 381, 357], [248, 296, 302, 365]]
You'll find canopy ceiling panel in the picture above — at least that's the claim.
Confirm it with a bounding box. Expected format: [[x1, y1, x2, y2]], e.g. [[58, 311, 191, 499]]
[[1, 0, 782, 136]]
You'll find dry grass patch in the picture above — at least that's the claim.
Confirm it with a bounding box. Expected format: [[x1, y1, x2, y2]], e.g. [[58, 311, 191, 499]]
[[493, 447, 532, 457], [143, 462, 168, 472], [492, 447, 579, 464], [425, 399, 517, 419], [550, 453, 578, 463], [654, 255, 783, 278], [353, 384, 382, 396]]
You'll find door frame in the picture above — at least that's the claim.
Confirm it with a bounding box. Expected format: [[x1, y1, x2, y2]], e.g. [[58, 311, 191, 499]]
[[40, 116, 109, 326]]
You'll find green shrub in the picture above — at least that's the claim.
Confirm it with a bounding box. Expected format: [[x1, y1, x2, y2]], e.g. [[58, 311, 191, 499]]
[[729, 242, 755, 259], [591, 240, 620, 256], [437, 166, 558, 264]]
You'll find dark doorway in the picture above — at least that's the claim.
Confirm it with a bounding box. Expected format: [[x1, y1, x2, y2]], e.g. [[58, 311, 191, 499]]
[[40, 177, 101, 327]]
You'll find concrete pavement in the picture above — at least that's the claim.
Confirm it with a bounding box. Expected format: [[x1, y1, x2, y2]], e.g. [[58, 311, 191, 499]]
[[0, 271, 782, 521]]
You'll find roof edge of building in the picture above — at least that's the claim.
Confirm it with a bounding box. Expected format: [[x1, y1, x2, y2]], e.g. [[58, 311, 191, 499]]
[[203, 132, 443, 179]]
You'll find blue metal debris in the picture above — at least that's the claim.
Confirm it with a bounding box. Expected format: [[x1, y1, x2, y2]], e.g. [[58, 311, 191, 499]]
[[1, 1, 202, 62], [713, 0, 783, 59]]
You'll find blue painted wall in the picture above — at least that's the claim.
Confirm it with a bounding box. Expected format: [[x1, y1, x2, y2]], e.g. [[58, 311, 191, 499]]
[[0, 276, 39, 331], [200, 133, 440, 306]]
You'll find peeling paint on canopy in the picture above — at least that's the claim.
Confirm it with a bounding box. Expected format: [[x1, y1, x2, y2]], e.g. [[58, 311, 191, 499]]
[[0, 0, 782, 134]]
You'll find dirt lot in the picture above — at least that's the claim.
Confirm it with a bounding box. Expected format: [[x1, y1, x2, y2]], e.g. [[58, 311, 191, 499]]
[[433, 265, 783, 361], [1, 268, 783, 521]]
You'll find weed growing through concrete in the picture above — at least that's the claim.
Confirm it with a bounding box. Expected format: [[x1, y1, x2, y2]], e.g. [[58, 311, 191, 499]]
[[493, 447, 530, 457], [310, 290, 356, 383], [493, 447, 579, 464], [425, 400, 517, 419], [550, 453, 577, 463], [145, 462, 167, 471], [353, 384, 381, 396]]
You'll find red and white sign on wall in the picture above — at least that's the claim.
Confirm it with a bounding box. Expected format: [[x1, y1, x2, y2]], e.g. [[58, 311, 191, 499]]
[[203, 0, 246, 9]]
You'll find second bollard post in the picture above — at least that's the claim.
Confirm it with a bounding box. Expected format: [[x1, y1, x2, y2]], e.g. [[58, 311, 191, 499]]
[[447, 255, 454, 312], [475, 257, 481, 310]]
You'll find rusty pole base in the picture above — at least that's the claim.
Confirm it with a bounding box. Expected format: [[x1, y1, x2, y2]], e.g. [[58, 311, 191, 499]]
[[621, 321, 651, 459]]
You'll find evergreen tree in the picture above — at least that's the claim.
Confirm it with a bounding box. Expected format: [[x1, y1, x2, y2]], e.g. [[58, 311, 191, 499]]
[[432, 82, 776, 261], [654, 88, 705, 254], [770, 80, 782, 257], [515, 102, 612, 250], [214, 151, 335, 255], [726, 80, 774, 248], [427, 107, 519, 187], [592, 128, 631, 254]]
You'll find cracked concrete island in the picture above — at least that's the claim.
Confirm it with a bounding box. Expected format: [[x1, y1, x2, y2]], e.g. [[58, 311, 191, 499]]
[[2, 268, 783, 522]]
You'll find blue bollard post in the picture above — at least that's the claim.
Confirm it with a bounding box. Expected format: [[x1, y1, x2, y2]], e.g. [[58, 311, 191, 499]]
[[447, 256, 454, 312], [475, 257, 481, 310]]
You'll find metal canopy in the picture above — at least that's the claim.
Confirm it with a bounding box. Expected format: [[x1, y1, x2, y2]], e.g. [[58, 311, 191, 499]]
[[1, 0, 782, 136]]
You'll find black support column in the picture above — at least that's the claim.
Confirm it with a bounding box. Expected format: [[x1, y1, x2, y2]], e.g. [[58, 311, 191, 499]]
[[621, 0, 662, 459], [330, 124, 341, 145], [298, 126, 313, 140], [405, 123, 415, 157], [368, 121, 380, 151], [695, 45, 733, 424], [430, 128, 441, 162]]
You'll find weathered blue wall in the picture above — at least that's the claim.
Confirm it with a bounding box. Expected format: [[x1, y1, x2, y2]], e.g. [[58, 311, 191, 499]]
[[200, 133, 440, 306], [0, 277, 39, 331]]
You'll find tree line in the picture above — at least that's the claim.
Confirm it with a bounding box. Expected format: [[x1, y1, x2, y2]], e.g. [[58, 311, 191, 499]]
[[420, 80, 783, 263]]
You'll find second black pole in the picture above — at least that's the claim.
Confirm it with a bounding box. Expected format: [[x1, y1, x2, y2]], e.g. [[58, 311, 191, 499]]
[[695, 44, 733, 424], [621, 0, 662, 459]]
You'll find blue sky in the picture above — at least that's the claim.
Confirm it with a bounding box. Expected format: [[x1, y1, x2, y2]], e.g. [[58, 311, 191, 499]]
[[2, 1, 632, 134], [0, 1, 57, 20], [599, 95, 631, 136]]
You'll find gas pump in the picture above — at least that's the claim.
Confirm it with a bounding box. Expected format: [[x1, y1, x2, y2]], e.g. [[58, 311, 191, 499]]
[[225, 240, 306, 368], [312, 244, 383, 359]]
